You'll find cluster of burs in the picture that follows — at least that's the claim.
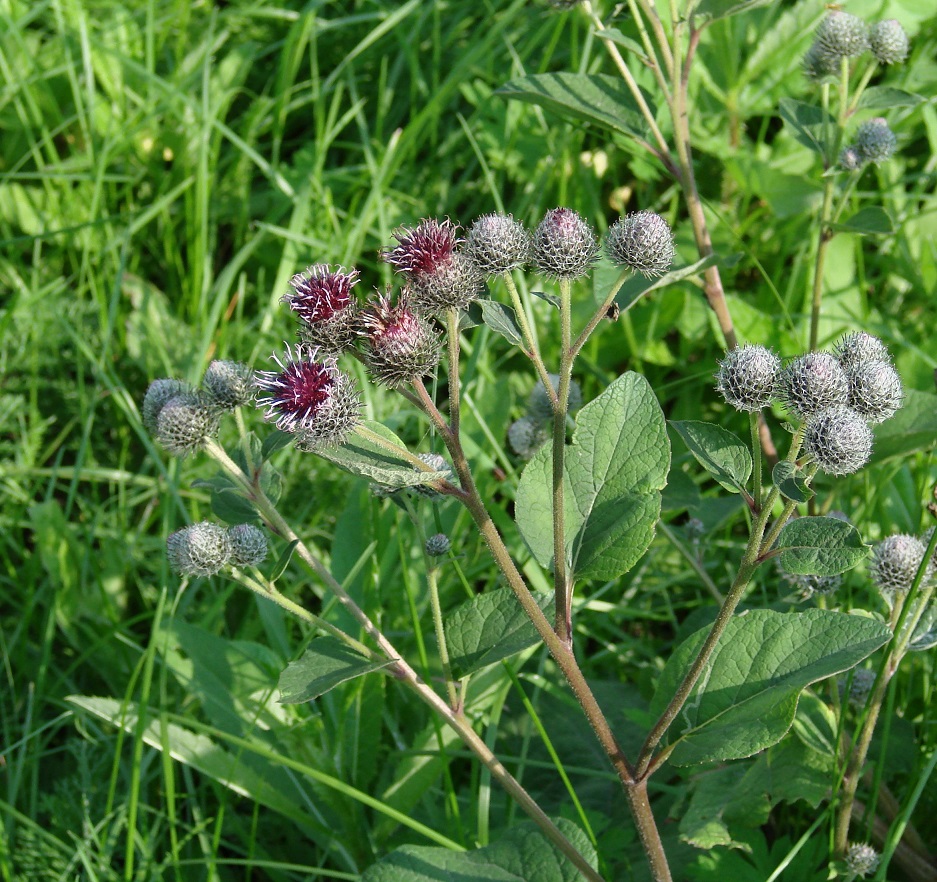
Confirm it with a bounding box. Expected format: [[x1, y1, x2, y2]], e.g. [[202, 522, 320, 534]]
[[803, 11, 910, 171]]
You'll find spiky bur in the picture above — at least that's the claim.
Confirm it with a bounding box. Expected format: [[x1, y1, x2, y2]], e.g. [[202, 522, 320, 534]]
[[846, 361, 903, 423], [143, 378, 190, 434], [466, 213, 531, 275], [166, 523, 231, 577], [839, 146, 863, 171], [410, 452, 455, 498], [605, 210, 675, 278], [358, 294, 440, 388], [803, 41, 839, 82], [715, 345, 780, 412], [855, 118, 897, 165], [283, 264, 361, 352], [779, 352, 848, 419], [816, 11, 869, 59], [870, 19, 909, 65], [202, 360, 254, 410], [254, 343, 360, 449], [834, 332, 892, 370], [870, 533, 932, 597], [382, 218, 484, 312], [779, 565, 842, 598], [155, 392, 220, 456], [803, 405, 873, 476], [227, 524, 268, 567], [532, 207, 598, 280], [508, 416, 550, 459], [845, 843, 880, 877], [425, 533, 451, 557], [527, 373, 583, 423]]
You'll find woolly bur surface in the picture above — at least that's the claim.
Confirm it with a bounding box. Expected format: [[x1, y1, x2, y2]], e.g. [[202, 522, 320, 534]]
[[650, 609, 891, 765]]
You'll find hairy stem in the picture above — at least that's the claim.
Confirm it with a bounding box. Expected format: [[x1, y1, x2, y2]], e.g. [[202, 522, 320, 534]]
[[553, 278, 574, 644]]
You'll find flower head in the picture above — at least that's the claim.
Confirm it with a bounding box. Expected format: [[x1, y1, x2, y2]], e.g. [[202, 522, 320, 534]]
[[227, 523, 268, 567], [605, 210, 675, 278], [532, 208, 598, 280], [383, 218, 483, 311], [508, 416, 550, 459], [816, 11, 869, 59], [870, 533, 931, 596], [855, 118, 897, 165], [803, 41, 839, 82], [283, 265, 360, 352], [143, 378, 190, 435], [715, 345, 780, 412], [779, 352, 848, 419], [845, 843, 880, 877], [833, 332, 891, 370], [527, 373, 583, 423], [167, 522, 231, 577], [803, 405, 873, 475], [254, 343, 360, 448], [155, 391, 220, 456], [202, 360, 254, 410], [846, 360, 903, 423], [870, 19, 909, 65], [466, 213, 531, 275], [425, 533, 451, 557], [359, 293, 440, 387]]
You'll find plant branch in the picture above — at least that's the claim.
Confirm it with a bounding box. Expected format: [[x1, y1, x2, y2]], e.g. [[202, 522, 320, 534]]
[[553, 278, 574, 644]]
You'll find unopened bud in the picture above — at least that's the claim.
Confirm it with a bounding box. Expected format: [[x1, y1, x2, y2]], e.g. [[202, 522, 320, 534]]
[[143, 378, 189, 435], [870, 533, 931, 596], [203, 360, 254, 410], [532, 208, 598, 280], [855, 118, 897, 165], [527, 373, 582, 423], [359, 294, 440, 388], [425, 533, 451, 557], [167, 522, 231, 576], [227, 523, 268, 567], [845, 842, 880, 877], [816, 12, 869, 59], [508, 416, 549, 459], [715, 345, 780, 412], [803, 405, 873, 475], [466, 213, 531, 275], [605, 210, 674, 278], [779, 352, 848, 419], [155, 392, 220, 456], [846, 361, 903, 423], [869, 19, 909, 65], [833, 332, 891, 370]]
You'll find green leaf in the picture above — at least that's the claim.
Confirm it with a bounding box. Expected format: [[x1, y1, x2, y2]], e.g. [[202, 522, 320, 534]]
[[210, 485, 259, 524], [692, 0, 775, 24], [361, 818, 597, 882], [650, 609, 892, 765], [445, 587, 553, 678], [775, 517, 869, 576], [909, 603, 937, 652], [269, 538, 298, 582], [671, 420, 752, 494], [830, 206, 894, 235], [477, 298, 525, 350], [791, 690, 837, 757], [261, 428, 292, 459], [498, 72, 653, 140], [316, 421, 449, 488], [594, 28, 647, 60], [613, 254, 724, 311], [531, 289, 561, 309], [277, 637, 394, 703], [778, 98, 834, 155], [515, 372, 669, 581], [857, 86, 925, 110], [871, 389, 937, 461], [772, 461, 813, 503]]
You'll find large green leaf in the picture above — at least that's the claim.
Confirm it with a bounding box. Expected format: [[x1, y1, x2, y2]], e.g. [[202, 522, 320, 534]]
[[278, 637, 394, 703], [830, 206, 894, 236], [650, 609, 892, 765], [497, 72, 653, 140], [871, 389, 937, 461], [515, 372, 669, 581], [671, 420, 752, 494], [775, 517, 869, 576], [446, 587, 553, 678], [316, 420, 450, 488], [361, 818, 597, 882]]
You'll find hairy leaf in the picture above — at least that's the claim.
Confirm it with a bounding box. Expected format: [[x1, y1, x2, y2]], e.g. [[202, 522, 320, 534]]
[[672, 420, 752, 494], [775, 517, 868, 576], [278, 638, 394, 703]]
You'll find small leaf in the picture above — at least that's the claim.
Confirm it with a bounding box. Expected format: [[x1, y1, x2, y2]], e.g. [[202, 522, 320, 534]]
[[516, 373, 669, 581], [791, 690, 838, 756], [261, 429, 292, 459], [361, 818, 597, 882], [650, 609, 892, 765], [269, 539, 299, 582], [772, 461, 813, 503], [671, 420, 752, 494], [278, 637, 394, 703], [211, 486, 258, 524], [830, 206, 894, 235], [446, 587, 553, 678], [908, 602, 937, 652], [872, 389, 937, 461], [858, 86, 925, 110], [775, 517, 869, 576], [613, 254, 723, 311], [531, 289, 561, 309], [779, 98, 834, 155], [316, 421, 450, 488], [477, 298, 526, 349], [594, 28, 647, 60], [498, 72, 654, 140]]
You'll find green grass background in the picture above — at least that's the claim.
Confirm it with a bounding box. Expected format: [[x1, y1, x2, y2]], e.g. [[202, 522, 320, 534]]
[[2, 0, 936, 879]]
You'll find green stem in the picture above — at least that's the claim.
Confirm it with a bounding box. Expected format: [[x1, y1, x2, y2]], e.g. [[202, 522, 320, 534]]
[[426, 563, 460, 710], [446, 308, 461, 436], [624, 0, 672, 104], [570, 267, 631, 359], [352, 423, 459, 496], [201, 438, 601, 880], [553, 278, 574, 644], [502, 270, 556, 403], [749, 411, 762, 512]]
